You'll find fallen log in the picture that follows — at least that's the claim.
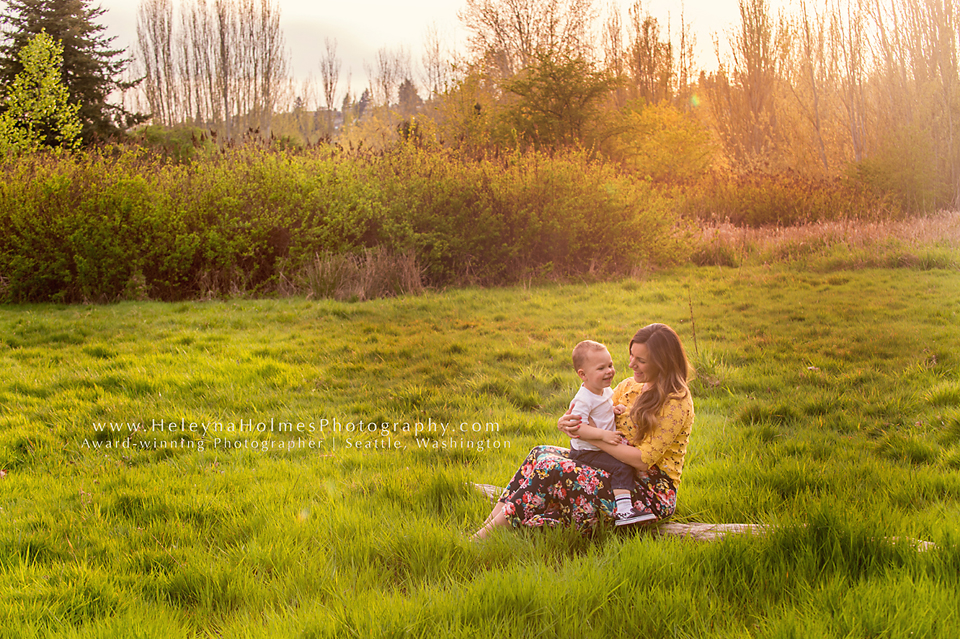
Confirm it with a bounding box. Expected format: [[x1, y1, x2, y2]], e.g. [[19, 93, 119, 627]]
[[471, 483, 936, 551], [651, 521, 769, 541]]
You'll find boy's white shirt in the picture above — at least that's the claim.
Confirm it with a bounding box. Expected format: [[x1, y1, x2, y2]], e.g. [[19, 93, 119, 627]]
[[569, 385, 616, 452]]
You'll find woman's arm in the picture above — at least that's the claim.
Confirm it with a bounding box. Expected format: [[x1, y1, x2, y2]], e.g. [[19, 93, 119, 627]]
[[561, 408, 651, 472], [557, 403, 625, 441], [590, 439, 650, 472], [596, 396, 692, 472], [571, 422, 623, 446]]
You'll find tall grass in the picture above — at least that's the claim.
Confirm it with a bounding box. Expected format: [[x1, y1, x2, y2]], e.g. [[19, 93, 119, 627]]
[[290, 249, 424, 301], [1, 267, 959, 636], [691, 210, 960, 270]]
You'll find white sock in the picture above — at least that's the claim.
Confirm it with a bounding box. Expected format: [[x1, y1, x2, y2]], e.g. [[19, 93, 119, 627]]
[[615, 495, 632, 515]]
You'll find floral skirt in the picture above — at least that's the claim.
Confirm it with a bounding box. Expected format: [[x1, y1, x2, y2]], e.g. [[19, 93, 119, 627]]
[[499, 445, 677, 533]]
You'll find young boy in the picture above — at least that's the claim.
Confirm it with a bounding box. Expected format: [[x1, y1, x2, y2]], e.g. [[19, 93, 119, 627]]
[[568, 340, 656, 526]]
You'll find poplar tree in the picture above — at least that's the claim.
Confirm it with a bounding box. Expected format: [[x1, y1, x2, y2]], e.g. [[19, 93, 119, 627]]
[[0, 0, 143, 143], [0, 29, 80, 151]]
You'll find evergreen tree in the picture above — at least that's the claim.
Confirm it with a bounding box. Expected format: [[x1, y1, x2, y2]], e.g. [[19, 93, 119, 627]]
[[357, 88, 371, 119], [0, 29, 80, 151], [397, 78, 423, 118], [0, 0, 143, 143]]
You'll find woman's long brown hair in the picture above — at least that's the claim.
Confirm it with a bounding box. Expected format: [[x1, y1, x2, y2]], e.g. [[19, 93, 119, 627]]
[[627, 323, 692, 445]]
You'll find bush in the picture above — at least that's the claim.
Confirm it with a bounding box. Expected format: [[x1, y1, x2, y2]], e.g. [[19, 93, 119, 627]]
[[128, 125, 217, 164], [853, 125, 951, 214], [606, 103, 715, 184], [679, 171, 899, 227], [0, 150, 201, 302], [0, 141, 686, 302], [370, 142, 685, 283]]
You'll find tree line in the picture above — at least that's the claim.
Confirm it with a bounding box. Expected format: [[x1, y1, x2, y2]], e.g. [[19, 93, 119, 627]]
[[136, 0, 286, 139], [129, 0, 960, 210], [1, 0, 959, 212]]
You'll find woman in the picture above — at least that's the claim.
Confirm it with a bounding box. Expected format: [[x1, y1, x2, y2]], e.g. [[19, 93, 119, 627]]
[[472, 323, 694, 539]]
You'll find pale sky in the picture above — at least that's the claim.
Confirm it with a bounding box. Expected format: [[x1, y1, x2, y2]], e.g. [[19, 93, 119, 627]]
[[97, 0, 791, 102]]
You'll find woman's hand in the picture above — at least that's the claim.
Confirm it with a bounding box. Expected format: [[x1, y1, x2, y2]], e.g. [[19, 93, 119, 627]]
[[558, 403, 582, 437]]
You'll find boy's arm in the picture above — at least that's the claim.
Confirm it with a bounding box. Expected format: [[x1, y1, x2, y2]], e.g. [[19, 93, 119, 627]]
[[573, 410, 650, 472], [568, 390, 623, 445], [573, 421, 623, 446]]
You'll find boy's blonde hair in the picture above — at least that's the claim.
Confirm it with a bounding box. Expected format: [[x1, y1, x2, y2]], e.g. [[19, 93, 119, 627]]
[[572, 340, 608, 371]]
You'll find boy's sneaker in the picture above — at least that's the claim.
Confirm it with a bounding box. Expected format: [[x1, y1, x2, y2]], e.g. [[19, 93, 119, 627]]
[[615, 507, 656, 526]]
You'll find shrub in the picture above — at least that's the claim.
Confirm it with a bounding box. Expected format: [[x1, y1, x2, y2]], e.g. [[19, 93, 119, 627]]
[[853, 125, 951, 213], [127, 125, 217, 164], [0, 150, 201, 301], [606, 102, 715, 184], [0, 142, 686, 302], [372, 142, 686, 283], [679, 171, 899, 227]]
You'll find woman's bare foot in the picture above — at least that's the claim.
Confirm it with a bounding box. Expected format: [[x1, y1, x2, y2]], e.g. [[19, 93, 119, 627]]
[[471, 503, 507, 541]]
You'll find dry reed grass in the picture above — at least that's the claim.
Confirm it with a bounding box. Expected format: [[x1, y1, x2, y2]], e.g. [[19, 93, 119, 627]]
[[297, 249, 424, 301], [692, 210, 960, 269]]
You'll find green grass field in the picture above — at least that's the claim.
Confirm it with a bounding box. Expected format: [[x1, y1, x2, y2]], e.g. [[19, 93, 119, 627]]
[[2, 265, 960, 637]]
